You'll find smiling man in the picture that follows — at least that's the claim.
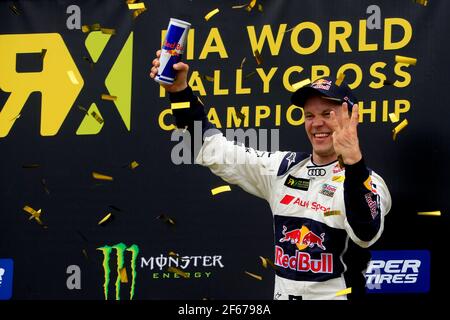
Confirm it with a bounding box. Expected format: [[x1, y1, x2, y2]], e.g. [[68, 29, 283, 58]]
[[150, 52, 392, 300]]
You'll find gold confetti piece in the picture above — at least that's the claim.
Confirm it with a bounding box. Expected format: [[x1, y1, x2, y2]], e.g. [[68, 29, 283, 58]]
[[9, 3, 20, 15], [245, 271, 262, 281], [335, 73, 345, 86], [392, 119, 408, 141], [157, 214, 176, 226], [258, 3, 263, 11], [395, 55, 417, 66], [413, 0, 428, 6], [23, 206, 43, 225], [245, 71, 257, 79], [205, 8, 220, 21], [119, 267, 128, 283], [171, 101, 191, 110], [324, 210, 341, 217], [77, 105, 89, 115], [101, 94, 117, 101], [259, 256, 277, 270], [67, 70, 79, 85], [201, 74, 214, 82], [211, 185, 232, 195], [41, 178, 50, 195], [332, 176, 345, 182], [292, 78, 311, 91], [169, 251, 179, 257], [285, 26, 296, 33], [22, 164, 40, 168], [239, 57, 246, 69], [336, 287, 352, 297], [101, 28, 116, 35], [232, 4, 248, 9], [91, 111, 104, 124], [246, 0, 257, 11], [167, 266, 189, 278], [82, 249, 89, 260], [98, 212, 112, 225], [92, 172, 113, 181], [418, 211, 441, 216], [389, 113, 399, 123], [130, 161, 139, 169], [128, 2, 146, 9], [81, 23, 101, 33], [254, 49, 263, 65], [132, 7, 147, 19]]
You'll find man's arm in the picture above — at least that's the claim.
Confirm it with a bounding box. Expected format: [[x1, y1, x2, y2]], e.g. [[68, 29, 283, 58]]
[[343, 159, 392, 248]]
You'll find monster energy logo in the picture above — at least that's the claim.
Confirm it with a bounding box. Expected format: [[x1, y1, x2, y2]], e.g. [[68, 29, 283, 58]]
[[97, 243, 139, 300]]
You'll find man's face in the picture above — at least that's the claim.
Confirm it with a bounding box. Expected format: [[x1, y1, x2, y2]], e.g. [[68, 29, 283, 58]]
[[303, 95, 341, 161]]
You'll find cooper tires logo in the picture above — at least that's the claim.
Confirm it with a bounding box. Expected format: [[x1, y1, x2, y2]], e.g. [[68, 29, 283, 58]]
[[307, 168, 326, 176]]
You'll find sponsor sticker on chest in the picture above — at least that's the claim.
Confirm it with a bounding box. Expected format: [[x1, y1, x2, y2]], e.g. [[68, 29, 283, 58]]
[[319, 183, 337, 197], [284, 175, 310, 191]]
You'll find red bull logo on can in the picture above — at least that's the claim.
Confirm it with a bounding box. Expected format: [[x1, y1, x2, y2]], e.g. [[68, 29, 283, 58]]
[[279, 225, 326, 250]]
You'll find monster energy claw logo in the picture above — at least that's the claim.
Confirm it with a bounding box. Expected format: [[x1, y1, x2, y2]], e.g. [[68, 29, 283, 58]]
[[97, 243, 139, 300]]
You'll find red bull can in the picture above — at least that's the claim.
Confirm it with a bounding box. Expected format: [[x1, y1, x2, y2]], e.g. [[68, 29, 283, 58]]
[[155, 18, 191, 85]]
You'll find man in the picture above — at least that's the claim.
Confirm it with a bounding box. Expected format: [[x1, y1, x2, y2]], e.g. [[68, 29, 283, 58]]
[[150, 51, 392, 300]]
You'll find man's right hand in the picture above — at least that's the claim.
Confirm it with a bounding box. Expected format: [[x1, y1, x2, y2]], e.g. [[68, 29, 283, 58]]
[[149, 50, 189, 93]]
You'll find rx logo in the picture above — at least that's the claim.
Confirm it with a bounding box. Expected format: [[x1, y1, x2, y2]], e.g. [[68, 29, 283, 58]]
[[0, 30, 133, 137]]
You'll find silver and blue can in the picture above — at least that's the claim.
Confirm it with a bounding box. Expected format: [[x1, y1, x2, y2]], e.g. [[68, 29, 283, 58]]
[[155, 18, 191, 85]]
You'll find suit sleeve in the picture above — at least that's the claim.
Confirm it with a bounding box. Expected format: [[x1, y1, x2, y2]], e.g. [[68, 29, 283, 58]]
[[169, 86, 285, 200], [343, 158, 392, 248]]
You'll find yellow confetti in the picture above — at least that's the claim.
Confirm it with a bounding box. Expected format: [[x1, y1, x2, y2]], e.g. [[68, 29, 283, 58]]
[[201, 74, 214, 82], [157, 214, 176, 226], [211, 185, 232, 195], [168, 251, 179, 257], [23, 206, 43, 225], [392, 119, 408, 141], [91, 111, 104, 124], [254, 49, 263, 65], [128, 2, 146, 9], [119, 267, 128, 283], [171, 101, 190, 110], [389, 113, 399, 123], [239, 57, 246, 69], [132, 7, 147, 19], [292, 78, 311, 91], [258, 3, 263, 11], [81, 23, 101, 33], [168, 266, 189, 278], [205, 8, 220, 21], [130, 161, 139, 169], [335, 73, 345, 86], [395, 55, 417, 66], [127, 0, 137, 3], [332, 176, 345, 182], [418, 211, 441, 216], [259, 256, 277, 270], [246, 0, 257, 11], [232, 4, 248, 9], [245, 271, 262, 281], [324, 210, 341, 217], [67, 70, 79, 85], [98, 213, 112, 225], [414, 0, 428, 6], [101, 94, 117, 101], [336, 287, 352, 297], [101, 28, 116, 35], [92, 172, 113, 181]]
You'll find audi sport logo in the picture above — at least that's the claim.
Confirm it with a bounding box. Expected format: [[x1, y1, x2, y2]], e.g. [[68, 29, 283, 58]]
[[307, 168, 326, 176]]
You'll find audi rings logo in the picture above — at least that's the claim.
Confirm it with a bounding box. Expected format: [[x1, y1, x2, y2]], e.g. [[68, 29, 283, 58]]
[[308, 168, 326, 176]]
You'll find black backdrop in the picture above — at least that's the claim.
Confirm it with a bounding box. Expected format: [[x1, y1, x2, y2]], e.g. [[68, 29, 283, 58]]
[[0, 0, 449, 302]]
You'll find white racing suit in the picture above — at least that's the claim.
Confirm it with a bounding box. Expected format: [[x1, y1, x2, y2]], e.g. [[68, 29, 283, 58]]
[[169, 86, 392, 300]]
